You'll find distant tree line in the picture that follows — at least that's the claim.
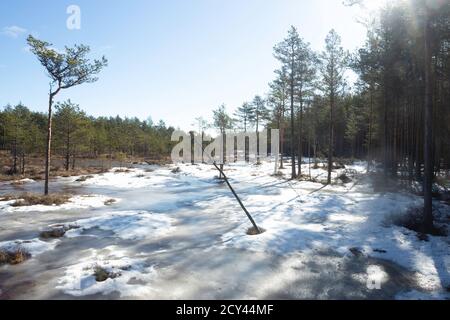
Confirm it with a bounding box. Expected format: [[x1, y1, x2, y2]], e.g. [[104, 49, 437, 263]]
[[0, 101, 175, 173]]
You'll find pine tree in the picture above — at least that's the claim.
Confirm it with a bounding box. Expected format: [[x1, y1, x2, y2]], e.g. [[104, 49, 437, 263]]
[[274, 26, 303, 179], [27, 35, 107, 195], [233, 103, 253, 133], [319, 30, 348, 184]]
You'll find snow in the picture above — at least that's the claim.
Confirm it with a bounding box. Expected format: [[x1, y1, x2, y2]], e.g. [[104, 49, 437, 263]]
[[56, 246, 158, 297], [64, 210, 175, 241], [0, 159, 448, 299], [0, 195, 118, 213], [74, 167, 173, 189], [0, 238, 58, 256]]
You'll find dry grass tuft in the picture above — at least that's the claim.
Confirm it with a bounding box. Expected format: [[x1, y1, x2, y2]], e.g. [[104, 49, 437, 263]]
[[114, 169, 131, 173], [75, 175, 94, 182], [39, 225, 79, 239], [0, 247, 31, 265], [93, 265, 121, 282], [3, 193, 71, 207]]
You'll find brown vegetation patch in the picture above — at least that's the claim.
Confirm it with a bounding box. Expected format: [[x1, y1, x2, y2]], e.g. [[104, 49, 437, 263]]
[[39, 225, 79, 239], [39, 227, 66, 239], [93, 265, 121, 282], [0, 247, 31, 265], [75, 175, 94, 182], [3, 193, 71, 207], [104, 198, 117, 206], [114, 169, 131, 173]]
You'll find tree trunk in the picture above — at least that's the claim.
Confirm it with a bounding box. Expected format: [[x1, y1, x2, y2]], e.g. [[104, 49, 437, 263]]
[[290, 80, 296, 179], [12, 138, 18, 175], [44, 91, 57, 195], [423, 8, 434, 229], [297, 101, 303, 178], [367, 86, 374, 172], [21, 153, 25, 175], [65, 127, 70, 171], [280, 113, 285, 169], [256, 115, 260, 165], [72, 151, 76, 170], [213, 162, 261, 234], [327, 93, 334, 185]]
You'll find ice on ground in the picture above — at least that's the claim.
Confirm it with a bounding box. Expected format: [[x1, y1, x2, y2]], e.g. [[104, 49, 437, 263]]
[[0, 195, 118, 213], [56, 246, 157, 297], [65, 210, 175, 241], [1, 159, 448, 299], [0, 238, 58, 256], [75, 167, 174, 189]]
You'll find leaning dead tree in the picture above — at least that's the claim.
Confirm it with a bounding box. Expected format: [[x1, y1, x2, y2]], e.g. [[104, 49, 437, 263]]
[[212, 162, 262, 235]]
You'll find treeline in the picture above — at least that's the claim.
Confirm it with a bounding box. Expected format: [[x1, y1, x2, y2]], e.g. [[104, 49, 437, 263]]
[[206, 1, 450, 185], [0, 101, 175, 174]]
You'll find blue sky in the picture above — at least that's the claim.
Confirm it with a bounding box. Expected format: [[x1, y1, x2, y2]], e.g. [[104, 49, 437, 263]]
[[0, 0, 375, 130]]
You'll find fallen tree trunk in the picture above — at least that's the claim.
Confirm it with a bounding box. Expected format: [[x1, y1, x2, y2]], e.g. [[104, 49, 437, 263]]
[[212, 162, 261, 234]]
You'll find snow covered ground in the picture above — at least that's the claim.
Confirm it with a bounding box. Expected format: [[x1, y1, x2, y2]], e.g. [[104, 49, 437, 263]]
[[0, 160, 448, 299]]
